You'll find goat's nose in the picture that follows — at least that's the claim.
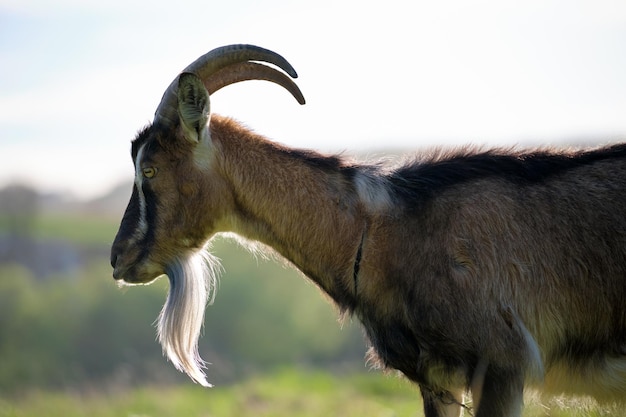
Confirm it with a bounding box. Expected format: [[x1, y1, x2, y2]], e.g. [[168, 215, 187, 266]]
[[110, 251, 118, 269], [110, 252, 125, 281]]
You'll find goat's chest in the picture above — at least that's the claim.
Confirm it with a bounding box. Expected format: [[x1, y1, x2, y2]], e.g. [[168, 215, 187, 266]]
[[358, 311, 426, 383], [357, 307, 468, 390]]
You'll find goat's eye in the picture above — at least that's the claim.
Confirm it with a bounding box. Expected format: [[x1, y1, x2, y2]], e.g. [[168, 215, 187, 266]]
[[142, 167, 157, 178]]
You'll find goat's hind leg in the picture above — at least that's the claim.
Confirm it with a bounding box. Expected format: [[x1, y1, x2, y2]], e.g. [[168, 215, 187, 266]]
[[472, 364, 524, 417]]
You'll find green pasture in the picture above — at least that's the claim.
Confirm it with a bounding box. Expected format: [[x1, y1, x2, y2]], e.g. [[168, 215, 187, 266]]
[[1, 369, 621, 417], [0, 370, 417, 417]]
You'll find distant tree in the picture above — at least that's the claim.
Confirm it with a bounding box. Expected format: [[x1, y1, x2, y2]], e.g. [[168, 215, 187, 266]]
[[0, 183, 38, 237], [0, 184, 39, 264]]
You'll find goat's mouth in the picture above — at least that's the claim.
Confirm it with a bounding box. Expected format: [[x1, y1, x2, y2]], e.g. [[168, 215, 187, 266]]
[[112, 261, 165, 285]]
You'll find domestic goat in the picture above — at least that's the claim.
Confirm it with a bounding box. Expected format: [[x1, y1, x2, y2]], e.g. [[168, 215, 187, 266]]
[[110, 44, 626, 416]]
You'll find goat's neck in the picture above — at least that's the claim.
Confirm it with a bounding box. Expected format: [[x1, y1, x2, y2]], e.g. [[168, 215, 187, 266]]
[[211, 116, 365, 306]]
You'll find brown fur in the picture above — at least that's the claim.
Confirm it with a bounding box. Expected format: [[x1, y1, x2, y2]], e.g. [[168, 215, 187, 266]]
[[111, 51, 626, 417], [210, 117, 365, 303]]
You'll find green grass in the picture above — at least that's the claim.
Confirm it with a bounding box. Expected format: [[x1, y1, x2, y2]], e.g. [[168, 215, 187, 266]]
[[1, 370, 419, 417], [1, 370, 622, 417]]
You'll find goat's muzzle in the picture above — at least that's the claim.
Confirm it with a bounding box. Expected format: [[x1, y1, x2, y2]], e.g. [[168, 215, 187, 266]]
[[110, 241, 157, 284]]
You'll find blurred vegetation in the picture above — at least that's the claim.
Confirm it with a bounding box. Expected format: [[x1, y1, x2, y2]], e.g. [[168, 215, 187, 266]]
[[2, 369, 622, 417], [0, 370, 422, 417]]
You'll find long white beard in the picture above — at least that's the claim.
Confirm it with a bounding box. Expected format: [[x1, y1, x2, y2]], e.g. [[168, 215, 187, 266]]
[[157, 249, 220, 387]]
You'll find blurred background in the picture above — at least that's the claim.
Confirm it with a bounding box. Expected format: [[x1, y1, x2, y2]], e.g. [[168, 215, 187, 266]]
[[1, 0, 626, 415]]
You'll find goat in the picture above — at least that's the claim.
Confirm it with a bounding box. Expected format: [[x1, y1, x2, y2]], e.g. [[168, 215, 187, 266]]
[[110, 44, 626, 416]]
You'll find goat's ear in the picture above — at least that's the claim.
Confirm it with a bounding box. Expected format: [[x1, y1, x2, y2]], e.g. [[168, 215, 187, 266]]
[[177, 72, 210, 144]]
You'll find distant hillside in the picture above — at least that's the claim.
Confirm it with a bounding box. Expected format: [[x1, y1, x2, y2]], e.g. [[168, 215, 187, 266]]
[[0, 180, 133, 219], [82, 181, 132, 218], [0, 181, 131, 278]]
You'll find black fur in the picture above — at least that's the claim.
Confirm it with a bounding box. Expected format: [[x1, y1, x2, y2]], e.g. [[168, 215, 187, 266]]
[[388, 143, 626, 209]]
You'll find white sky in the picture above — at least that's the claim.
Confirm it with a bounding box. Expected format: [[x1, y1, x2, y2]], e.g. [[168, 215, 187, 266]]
[[2, 0, 626, 199]]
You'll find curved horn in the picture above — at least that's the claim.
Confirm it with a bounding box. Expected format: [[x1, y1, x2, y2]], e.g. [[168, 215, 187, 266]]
[[205, 62, 305, 105], [154, 44, 304, 126]]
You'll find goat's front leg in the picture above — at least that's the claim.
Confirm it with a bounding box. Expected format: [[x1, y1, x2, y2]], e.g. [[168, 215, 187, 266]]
[[472, 364, 524, 417], [420, 386, 465, 417]]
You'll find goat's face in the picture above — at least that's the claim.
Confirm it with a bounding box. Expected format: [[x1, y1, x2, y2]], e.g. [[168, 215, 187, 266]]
[[111, 70, 238, 284], [110, 120, 221, 284], [110, 46, 304, 285]]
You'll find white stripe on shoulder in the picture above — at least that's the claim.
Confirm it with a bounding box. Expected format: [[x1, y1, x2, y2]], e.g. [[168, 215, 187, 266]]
[[354, 170, 393, 213]]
